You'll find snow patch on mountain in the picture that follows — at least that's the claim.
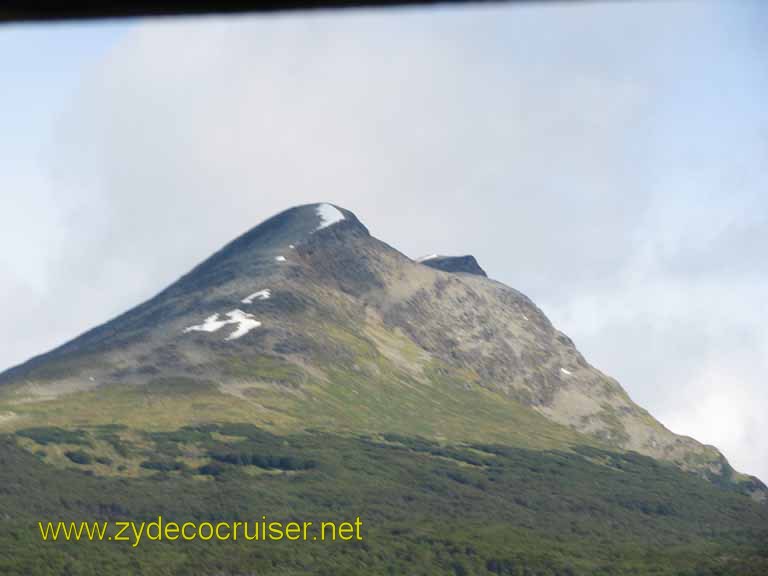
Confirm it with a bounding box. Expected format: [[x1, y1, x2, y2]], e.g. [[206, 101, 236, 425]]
[[184, 310, 262, 341], [242, 289, 271, 304], [275, 256, 286, 262], [418, 254, 439, 262], [316, 203, 345, 230], [224, 310, 262, 340]]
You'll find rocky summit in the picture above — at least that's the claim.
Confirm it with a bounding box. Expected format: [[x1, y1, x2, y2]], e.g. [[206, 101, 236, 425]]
[[419, 254, 488, 277]]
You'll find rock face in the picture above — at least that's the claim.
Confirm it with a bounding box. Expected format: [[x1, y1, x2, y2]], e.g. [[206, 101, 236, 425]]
[[0, 203, 764, 500], [420, 255, 487, 277]]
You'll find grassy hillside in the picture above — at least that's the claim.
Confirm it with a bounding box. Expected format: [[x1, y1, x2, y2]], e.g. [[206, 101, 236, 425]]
[[0, 343, 593, 451]]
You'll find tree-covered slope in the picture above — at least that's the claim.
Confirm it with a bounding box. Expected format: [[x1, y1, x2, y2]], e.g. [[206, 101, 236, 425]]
[[1, 424, 767, 576]]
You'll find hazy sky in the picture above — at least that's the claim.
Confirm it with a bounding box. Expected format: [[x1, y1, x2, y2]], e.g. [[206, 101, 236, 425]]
[[2, 1, 766, 479]]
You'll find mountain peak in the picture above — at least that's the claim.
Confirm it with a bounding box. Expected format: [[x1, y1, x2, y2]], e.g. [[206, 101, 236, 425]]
[[224, 202, 368, 250], [169, 203, 368, 290], [276, 202, 365, 236]]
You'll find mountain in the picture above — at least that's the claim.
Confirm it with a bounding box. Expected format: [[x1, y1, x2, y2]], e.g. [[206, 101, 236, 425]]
[[0, 203, 762, 497], [0, 203, 766, 575]]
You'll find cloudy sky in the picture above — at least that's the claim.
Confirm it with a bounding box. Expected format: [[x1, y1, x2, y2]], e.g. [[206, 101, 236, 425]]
[[2, 1, 766, 479]]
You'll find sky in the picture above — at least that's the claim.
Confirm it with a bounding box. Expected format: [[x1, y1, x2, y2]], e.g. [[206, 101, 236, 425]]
[[1, 1, 766, 480]]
